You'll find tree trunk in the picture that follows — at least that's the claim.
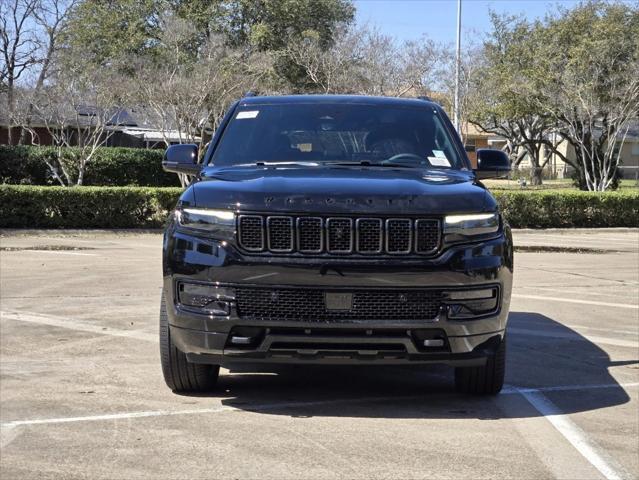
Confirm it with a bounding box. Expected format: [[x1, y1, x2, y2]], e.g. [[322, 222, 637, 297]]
[[531, 167, 543, 186], [6, 79, 15, 145]]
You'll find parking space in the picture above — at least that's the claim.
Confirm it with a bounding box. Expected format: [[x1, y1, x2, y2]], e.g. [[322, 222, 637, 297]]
[[1, 229, 638, 479]]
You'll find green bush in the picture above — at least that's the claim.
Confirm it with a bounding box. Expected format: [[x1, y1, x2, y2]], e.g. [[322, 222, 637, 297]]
[[0, 186, 637, 229], [0, 145, 180, 187], [493, 190, 639, 228], [0, 185, 182, 228]]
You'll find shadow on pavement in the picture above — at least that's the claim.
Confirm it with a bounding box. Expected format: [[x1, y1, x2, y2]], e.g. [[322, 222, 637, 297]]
[[184, 311, 635, 419]]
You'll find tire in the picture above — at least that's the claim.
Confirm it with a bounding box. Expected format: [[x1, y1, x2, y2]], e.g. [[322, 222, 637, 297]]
[[159, 293, 219, 392], [454, 336, 506, 395]]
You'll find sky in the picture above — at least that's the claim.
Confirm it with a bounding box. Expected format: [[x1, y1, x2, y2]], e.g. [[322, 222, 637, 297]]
[[354, 0, 584, 44]]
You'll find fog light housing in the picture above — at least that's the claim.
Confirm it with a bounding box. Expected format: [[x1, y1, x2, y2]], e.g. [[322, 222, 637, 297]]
[[444, 288, 498, 319], [447, 288, 496, 301], [177, 282, 235, 315]]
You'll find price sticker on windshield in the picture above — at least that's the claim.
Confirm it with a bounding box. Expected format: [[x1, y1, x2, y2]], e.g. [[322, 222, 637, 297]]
[[428, 150, 451, 167], [236, 110, 259, 119]]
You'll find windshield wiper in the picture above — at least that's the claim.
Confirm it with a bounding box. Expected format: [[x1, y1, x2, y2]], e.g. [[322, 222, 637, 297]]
[[235, 161, 321, 167], [324, 160, 375, 166], [325, 160, 420, 168]]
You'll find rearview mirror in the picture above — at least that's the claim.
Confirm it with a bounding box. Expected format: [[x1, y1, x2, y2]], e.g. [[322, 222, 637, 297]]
[[162, 144, 201, 175], [474, 149, 510, 179]]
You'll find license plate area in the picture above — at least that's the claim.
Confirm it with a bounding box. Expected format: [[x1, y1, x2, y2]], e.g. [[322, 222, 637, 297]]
[[324, 292, 353, 311]]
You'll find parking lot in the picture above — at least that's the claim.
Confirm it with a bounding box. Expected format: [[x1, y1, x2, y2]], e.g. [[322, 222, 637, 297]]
[[1, 229, 638, 479]]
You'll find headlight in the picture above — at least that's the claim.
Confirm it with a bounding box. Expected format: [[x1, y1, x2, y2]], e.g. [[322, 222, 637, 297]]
[[444, 212, 499, 237], [176, 208, 235, 237]]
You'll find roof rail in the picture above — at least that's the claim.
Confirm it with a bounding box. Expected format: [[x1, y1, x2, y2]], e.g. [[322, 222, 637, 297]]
[[416, 95, 432, 101]]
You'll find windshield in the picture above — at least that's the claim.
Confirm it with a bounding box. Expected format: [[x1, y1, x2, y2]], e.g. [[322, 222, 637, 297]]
[[210, 103, 467, 169]]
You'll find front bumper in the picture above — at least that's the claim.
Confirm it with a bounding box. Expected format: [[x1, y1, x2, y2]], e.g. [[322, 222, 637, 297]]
[[163, 228, 513, 368]]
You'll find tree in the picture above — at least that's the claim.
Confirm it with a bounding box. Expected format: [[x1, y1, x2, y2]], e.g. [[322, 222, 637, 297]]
[[211, 0, 355, 51], [59, 0, 162, 72], [60, 0, 354, 89], [17, 0, 78, 144], [32, 53, 129, 185], [286, 25, 440, 96], [132, 12, 271, 186], [534, 1, 639, 191], [0, 0, 40, 144], [435, 35, 483, 144], [469, 14, 566, 185]]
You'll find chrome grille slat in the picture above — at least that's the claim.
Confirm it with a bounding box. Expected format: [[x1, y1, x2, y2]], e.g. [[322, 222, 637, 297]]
[[237, 215, 440, 256]]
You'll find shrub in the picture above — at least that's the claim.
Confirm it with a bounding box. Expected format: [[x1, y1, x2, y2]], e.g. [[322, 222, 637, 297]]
[[493, 190, 639, 228], [0, 186, 637, 229], [0, 145, 180, 187], [0, 185, 182, 228]]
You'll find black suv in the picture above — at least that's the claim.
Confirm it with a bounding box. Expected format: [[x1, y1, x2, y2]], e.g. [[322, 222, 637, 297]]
[[160, 95, 513, 395]]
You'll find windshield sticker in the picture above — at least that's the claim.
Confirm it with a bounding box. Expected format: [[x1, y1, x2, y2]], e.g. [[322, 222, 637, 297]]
[[236, 110, 259, 119], [296, 143, 312, 152], [428, 156, 451, 167], [432, 149, 447, 159]]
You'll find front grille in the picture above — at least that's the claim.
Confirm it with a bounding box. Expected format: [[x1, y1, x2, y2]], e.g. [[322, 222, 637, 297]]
[[357, 219, 382, 253], [327, 218, 353, 252], [267, 216, 293, 251], [237, 214, 440, 256], [238, 216, 263, 251], [386, 219, 412, 253], [235, 287, 443, 322], [415, 219, 439, 253]]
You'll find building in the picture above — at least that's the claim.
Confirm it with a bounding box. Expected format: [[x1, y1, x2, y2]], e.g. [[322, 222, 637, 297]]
[[0, 106, 201, 149], [469, 121, 639, 180]]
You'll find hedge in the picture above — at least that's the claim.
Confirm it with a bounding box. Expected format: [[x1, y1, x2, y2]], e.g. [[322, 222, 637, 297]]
[[0, 185, 182, 228], [494, 190, 639, 228], [0, 145, 180, 187], [0, 185, 637, 229]]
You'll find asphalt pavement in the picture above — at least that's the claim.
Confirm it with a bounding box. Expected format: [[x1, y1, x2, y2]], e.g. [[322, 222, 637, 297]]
[[0, 228, 637, 479]]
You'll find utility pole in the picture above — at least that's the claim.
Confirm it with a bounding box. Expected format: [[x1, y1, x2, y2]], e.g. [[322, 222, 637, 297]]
[[454, 0, 462, 135]]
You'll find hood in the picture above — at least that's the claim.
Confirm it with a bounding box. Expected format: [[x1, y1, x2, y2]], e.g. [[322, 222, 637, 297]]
[[187, 165, 493, 215]]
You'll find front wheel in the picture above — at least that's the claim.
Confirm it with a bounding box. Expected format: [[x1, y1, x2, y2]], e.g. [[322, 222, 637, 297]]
[[454, 336, 506, 395], [159, 293, 219, 392]]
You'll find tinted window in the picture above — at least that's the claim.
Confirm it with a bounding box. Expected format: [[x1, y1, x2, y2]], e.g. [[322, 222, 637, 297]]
[[211, 103, 466, 169]]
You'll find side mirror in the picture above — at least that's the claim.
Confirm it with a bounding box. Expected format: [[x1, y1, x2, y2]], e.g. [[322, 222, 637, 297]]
[[162, 144, 201, 175], [474, 149, 511, 179]]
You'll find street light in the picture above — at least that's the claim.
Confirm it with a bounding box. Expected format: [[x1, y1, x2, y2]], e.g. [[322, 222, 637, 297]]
[[454, 0, 462, 135]]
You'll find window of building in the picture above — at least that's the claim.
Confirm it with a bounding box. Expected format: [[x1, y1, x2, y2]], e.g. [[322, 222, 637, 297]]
[[464, 138, 476, 152]]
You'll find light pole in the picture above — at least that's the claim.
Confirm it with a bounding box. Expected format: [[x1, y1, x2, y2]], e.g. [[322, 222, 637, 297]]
[[453, 0, 462, 135]]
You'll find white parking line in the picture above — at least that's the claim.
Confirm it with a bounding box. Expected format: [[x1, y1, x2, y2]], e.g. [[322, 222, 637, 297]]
[[0, 310, 156, 342], [512, 293, 639, 310], [516, 285, 637, 301], [520, 390, 627, 480], [2, 381, 636, 429], [21, 250, 99, 256]]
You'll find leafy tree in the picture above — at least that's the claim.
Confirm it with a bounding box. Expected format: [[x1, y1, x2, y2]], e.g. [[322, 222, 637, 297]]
[[533, 1, 639, 191], [469, 14, 566, 185], [60, 0, 354, 89], [60, 0, 162, 72]]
